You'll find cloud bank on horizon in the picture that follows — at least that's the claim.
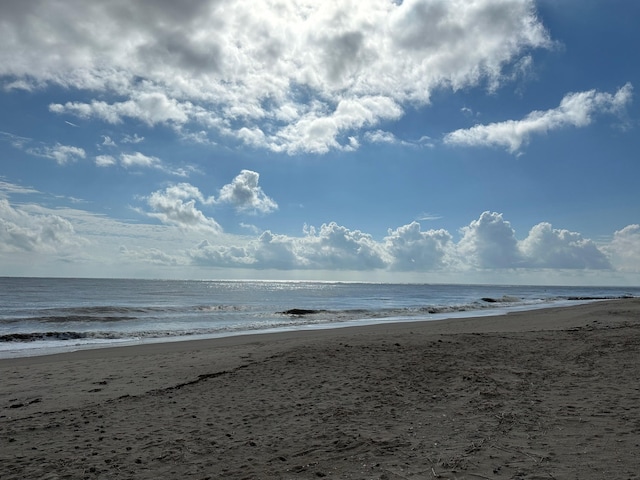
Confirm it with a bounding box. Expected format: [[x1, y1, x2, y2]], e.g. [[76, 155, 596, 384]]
[[2, 180, 638, 282], [0, 0, 638, 283]]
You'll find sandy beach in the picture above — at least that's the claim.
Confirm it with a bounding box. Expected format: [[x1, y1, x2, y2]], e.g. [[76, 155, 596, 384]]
[[1, 298, 639, 479]]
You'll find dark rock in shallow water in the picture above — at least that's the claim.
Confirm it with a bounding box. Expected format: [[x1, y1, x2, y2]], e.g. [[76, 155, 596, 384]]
[[481, 297, 498, 303], [280, 309, 323, 316]]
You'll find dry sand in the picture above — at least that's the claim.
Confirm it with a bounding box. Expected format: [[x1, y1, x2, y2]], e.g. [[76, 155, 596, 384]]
[[1, 298, 640, 479]]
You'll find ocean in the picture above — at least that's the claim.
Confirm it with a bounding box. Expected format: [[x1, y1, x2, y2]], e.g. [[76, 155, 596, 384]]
[[1, 277, 638, 358]]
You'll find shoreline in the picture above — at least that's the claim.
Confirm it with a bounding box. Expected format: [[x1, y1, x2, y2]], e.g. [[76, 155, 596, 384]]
[[0, 297, 617, 361], [0, 298, 628, 368], [2, 298, 640, 478]]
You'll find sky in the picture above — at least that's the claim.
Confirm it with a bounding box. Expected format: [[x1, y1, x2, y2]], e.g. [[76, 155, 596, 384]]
[[0, 0, 639, 285]]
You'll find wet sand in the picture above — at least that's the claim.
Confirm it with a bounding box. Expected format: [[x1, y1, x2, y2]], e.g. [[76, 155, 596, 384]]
[[1, 298, 639, 479]]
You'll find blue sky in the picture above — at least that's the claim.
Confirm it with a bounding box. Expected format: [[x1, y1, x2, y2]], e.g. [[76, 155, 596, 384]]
[[1, 0, 639, 284]]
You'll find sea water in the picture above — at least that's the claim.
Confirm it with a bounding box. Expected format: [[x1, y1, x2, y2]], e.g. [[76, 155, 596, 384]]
[[1, 277, 638, 358]]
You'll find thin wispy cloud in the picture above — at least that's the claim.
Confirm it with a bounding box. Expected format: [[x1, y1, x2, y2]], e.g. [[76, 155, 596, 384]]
[[27, 143, 86, 165], [444, 83, 633, 153]]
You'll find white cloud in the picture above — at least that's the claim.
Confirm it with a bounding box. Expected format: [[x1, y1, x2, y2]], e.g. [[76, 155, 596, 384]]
[[102, 152, 190, 177], [417, 213, 443, 221], [119, 245, 181, 266], [217, 170, 278, 214], [0, 180, 626, 278], [190, 222, 387, 270], [187, 213, 617, 274], [120, 152, 161, 169], [0, 179, 39, 196], [0, 199, 86, 253], [50, 92, 190, 126], [519, 222, 611, 269], [3, 78, 36, 92], [606, 225, 640, 272], [0, 176, 622, 277], [253, 96, 404, 154], [461, 107, 475, 117], [165, 183, 215, 205], [1, 0, 551, 154], [458, 212, 522, 268], [364, 130, 433, 148], [146, 184, 221, 233], [457, 212, 611, 270], [27, 143, 86, 165], [101, 136, 116, 147], [239, 222, 261, 234], [385, 222, 453, 270], [96, 151, 191, 175], [251, 231, 303, 270], [0, 130, 32, 149], [445, 83, 634, 152], [365, 130, 400, 145], [141, 170, 274, 236], [299, 223, 388, 270], [122, 133, 144, 144], [189, 240, 256, 269], [95, 155, 116, 167]]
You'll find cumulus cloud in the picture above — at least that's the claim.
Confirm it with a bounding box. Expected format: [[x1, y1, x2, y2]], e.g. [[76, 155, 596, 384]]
[[95, 155, 116, 167], [0, 199, 85, 253], [217, 170, 278, 214], [251, 231, 303, 270], [264, 96, 404, 154], [189, 234, 302, 270], [50, 92, 190, 126], [101, 136, 117, 147], [1, 0, 551, 153], [519, 222, 611, 269], [445, 83, 633, 152], [189, 222, 387, 270], [365, 130, 401, 145], [120, 152, 161, 169], [187, 212, 616, 273], [27, 143, 86, 165], [458, 212, 522, 268], [0, 182, 620, 275], [189, 240, 257, 269], [146, 184, 221, 233], [385, 222, 453, 270], [142, 170, 276, 234], [457, 212, 612, 270], [300, 223, 388, 270], [606, 224, 640, 272]]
